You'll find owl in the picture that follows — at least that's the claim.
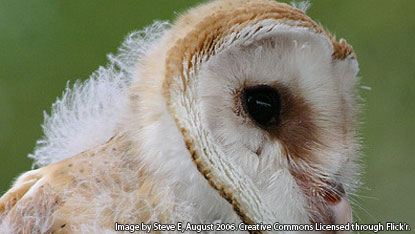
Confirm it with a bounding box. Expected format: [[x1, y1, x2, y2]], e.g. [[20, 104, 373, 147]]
[[0, 0, 361, 233]]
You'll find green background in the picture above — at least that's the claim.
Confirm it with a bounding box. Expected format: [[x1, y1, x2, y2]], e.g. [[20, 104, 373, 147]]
[[1, 0, 414, 232]]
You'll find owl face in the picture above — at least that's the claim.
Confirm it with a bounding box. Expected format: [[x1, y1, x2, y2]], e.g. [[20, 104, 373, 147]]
[[131, 0, 360, 227], [196, 23, 359, 224]]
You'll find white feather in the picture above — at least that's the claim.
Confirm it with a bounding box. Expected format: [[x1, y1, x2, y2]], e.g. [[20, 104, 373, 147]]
[[28, 21, 169, 167], [290, 1, 311, 13]]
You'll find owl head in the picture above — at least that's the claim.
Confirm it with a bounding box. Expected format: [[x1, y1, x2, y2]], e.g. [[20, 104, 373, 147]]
[[127, 0, 361, 227]]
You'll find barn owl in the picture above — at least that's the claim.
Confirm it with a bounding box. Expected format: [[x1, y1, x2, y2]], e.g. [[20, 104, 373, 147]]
[[0, 0, 361, 233]]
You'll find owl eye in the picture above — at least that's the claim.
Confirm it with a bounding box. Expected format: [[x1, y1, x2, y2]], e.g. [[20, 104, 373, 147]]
[[242, 85, 282, 129]]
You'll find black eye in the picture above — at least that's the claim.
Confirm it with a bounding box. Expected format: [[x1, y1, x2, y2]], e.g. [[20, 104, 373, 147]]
[[242, 85, 282, 129]]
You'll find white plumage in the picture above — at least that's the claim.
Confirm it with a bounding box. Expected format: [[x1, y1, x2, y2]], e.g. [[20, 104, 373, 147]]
[[29, 22, 169, 167], [0, 1, 361, 233]]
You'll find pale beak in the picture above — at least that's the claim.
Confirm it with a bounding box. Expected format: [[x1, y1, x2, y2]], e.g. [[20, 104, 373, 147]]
[[328, 195, 352, 233], [324, 183, 352, 234]]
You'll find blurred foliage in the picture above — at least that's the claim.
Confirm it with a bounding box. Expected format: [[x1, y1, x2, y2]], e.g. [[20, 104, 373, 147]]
[[0, 0, 414, 231]]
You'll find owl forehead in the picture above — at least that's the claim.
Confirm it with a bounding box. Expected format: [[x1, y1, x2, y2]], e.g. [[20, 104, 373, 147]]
[[202, 23, 335, 87]]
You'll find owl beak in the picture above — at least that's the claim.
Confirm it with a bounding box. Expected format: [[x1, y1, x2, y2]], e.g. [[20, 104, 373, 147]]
[[322, 183, 352, 233], [329, 195, 352, 232]]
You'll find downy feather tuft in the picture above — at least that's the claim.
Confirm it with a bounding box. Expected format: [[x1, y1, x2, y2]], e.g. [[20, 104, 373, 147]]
[[28, 21, 169, 167]]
